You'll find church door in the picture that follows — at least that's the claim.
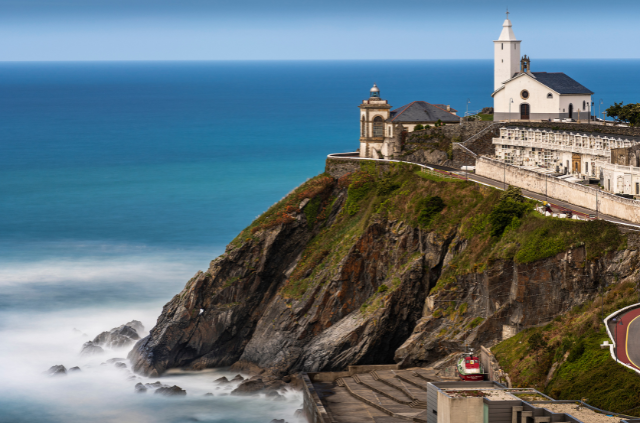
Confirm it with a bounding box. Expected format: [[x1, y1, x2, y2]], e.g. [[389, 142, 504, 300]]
[[520, 104, 530, 120], [568, 104, 573, 119]]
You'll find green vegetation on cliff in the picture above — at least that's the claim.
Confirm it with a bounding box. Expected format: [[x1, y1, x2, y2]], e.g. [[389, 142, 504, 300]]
[[277, 162, 623, 307], [493, 280, 640, 416]]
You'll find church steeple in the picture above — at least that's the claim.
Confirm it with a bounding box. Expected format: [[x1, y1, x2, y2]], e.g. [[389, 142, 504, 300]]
[[493, 11, 522, 91]]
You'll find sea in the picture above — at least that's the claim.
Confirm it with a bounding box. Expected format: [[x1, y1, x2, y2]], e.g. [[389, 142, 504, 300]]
[[1, 59, 639, 423]]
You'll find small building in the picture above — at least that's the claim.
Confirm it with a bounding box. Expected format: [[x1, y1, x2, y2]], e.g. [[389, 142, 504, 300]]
[[598, 145, 640, 196], [358, 84, 460, 159], [492, 13, 593, 122]]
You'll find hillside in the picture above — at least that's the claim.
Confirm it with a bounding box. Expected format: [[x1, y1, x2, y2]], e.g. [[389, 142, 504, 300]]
[[128, 158, 638, 408]]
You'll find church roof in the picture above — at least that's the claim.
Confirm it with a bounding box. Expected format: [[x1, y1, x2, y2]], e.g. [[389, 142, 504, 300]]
[[387, 101, 461, 123], [531, 72, 593, 95]]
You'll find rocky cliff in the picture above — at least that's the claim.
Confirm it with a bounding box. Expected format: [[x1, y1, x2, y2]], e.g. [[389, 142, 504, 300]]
[[129, 159, 630, 381]]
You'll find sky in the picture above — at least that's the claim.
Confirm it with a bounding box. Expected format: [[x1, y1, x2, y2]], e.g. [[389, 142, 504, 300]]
[[1, 0, 639, 61]]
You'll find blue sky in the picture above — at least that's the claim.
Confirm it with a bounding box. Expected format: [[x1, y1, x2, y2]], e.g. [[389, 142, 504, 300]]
[[1, 0, 639, 61]]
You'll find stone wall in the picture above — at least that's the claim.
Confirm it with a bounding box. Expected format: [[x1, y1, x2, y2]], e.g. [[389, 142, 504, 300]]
[[476, 156, 640, 224], [301, 373, 332, 423], [513, 121, 640, 138]]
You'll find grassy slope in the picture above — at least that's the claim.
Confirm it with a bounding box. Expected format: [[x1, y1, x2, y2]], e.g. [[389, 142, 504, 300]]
[[493, 280, 640, 415]]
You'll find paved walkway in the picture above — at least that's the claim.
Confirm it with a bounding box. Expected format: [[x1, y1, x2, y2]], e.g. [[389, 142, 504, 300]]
[[313, 369, 444, 423]]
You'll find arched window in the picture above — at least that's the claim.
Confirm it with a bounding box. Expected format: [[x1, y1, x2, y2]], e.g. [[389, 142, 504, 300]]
[[583, 100, 586, 110], [388, 127, 392, 137], [547, 93, 553, 99], [373, 116, 384, 137], [568, 104, 574, 119], [361, 116, 365, 137], [501, 43, 503, 50]]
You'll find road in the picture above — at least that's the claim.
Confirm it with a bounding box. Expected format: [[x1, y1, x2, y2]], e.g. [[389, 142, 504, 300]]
[[609, 306, 640, 371]]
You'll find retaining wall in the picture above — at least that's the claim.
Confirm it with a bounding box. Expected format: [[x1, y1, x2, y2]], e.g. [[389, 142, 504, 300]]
[[300, 373, 332, 423], [476, 156, 640, 224]]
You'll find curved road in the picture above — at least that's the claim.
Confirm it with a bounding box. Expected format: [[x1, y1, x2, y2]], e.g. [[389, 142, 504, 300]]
[[609, 306, 640, 371]]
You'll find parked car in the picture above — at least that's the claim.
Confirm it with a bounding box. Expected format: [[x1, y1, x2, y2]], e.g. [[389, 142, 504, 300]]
[[562, 118, 576, 123]]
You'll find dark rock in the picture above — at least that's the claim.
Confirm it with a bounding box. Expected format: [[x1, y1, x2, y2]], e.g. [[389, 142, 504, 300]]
[[230, 379, 265, 396], [80, 341, 104, 356], [135, 383, 147, 393], [281, 375, 291, 383], [114, 362, 127, 369], [230, 374, 244, 382], [68, 366, 81, 372], [93, 321, 144, 349], [106, 358, 126, 364], [145, 381, 165, 389], [269, 420, 285, 423], [46, 365, 67, 376], [154, 385, 187, 396], [248, 376, 263, 382], [213, 376, 229, 384], [204, 393, 214, 396], [264, 380, 286, 391]]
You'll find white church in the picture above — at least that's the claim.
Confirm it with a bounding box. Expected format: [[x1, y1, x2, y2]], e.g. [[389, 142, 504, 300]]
[[492, 13, 593, 122]]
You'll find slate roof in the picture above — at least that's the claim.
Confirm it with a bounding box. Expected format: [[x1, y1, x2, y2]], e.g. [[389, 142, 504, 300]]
[[432, 104, 458, 113], [387, 101, 461, 123], [531, 72, 593, 95]]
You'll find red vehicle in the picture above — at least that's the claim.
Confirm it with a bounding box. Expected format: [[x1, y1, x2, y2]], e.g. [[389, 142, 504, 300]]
[[456, 350, 488, 381]]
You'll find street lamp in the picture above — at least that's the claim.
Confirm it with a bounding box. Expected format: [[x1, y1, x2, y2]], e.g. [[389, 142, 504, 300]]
[[599, 99, 604, 124]]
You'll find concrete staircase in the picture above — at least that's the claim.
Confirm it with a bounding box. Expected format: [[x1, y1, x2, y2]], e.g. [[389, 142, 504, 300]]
[[321, 369, 442, 423]]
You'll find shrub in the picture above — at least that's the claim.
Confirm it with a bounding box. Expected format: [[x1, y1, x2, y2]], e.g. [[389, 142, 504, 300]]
[[567, 339, 586, 362], [500, 185, 525, 203], [417, 195, 445, 226], [528, 332, 547, 351], [488, 198, 530, 237], [467, 317, 485, 329], [414, 124, 424, 131], [376, 177, 401, 196], [377, 284, 389, 293]]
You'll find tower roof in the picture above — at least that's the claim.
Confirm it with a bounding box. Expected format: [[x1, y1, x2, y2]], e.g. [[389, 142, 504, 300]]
[[497, 11, 517, 41]]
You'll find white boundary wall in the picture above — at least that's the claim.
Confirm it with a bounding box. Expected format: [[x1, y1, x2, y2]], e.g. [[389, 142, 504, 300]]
[[476, 156, 640, 224]]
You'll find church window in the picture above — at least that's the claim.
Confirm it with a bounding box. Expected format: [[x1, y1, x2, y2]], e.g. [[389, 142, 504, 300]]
[[583, 101, 586, 110], [520, 90, 529, 100], [501, 43, 503, 50], [547, 93, 553, 99], [373, 116, 384, 137]]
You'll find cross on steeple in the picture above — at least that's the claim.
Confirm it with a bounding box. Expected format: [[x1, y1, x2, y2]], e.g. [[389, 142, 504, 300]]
[[506, 8, 510, 19]]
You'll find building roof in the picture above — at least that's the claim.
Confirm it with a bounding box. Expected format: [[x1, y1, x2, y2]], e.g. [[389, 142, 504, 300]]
[[432, 104, 458, 113], [531, 72, 593, 95], [387, 101, 461, 123]]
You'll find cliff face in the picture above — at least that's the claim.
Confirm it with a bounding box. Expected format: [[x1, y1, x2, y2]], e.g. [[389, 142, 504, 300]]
[[129, 159, 630, 378]]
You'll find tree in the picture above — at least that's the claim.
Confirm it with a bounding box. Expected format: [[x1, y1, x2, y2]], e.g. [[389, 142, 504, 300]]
[[606, 102, 624, 122]]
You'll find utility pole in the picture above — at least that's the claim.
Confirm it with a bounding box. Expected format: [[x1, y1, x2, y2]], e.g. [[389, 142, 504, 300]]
[[599, 99, 603, 124], [596, 185, 599, 219]]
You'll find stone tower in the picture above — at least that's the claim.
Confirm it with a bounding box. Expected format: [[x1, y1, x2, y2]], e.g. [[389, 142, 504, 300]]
[[358, 84, 392, 159], [493, 11, 521, 91]]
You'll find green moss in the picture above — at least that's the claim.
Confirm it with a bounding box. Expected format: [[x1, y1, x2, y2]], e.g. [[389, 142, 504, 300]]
[[466, 316, 484, 329]]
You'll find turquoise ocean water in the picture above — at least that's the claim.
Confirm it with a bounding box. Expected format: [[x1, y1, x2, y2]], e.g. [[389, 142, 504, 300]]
[[0, 60, 638, 422]]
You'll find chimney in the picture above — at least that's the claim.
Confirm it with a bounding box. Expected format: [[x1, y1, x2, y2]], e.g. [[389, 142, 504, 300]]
[[446, 105, 451, 111]]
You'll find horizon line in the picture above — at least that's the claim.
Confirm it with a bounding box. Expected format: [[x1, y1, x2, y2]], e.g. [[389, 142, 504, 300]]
[[1, 58, 640, 64]]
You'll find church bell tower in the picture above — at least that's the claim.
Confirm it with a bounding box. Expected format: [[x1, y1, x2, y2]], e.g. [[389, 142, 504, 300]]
[[493, 11, 521, 91]]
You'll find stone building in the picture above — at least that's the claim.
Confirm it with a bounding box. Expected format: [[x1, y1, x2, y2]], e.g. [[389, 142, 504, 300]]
[[492, 13, 593, 122], [358, 84, 460, 159]]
